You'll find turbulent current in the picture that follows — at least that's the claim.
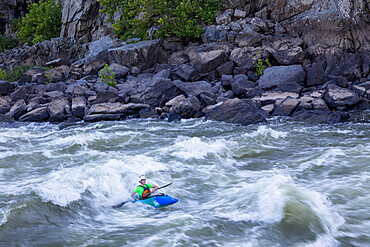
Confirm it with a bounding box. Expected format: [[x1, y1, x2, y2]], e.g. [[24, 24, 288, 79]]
[[0, 113, 369, 247]]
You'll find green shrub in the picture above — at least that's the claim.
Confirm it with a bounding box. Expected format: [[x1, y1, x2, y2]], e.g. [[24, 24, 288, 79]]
[[0, 34, 17, 53], [98, 0, 221, 41], [1, 65, 34, 82], [0, 68, 5, 80], [253, 51, 271, 76], [99, 64, 117, 88], [17, 0, 62, 45]]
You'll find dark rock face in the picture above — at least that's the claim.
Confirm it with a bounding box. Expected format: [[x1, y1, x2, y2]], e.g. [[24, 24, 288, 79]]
[[205, 98, 268, 125]]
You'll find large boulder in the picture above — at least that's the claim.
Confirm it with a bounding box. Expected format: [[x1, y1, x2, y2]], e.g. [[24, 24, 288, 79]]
[[84, 102, 149, 121], [234, 27, 261, 47], [230, 47, 269, 70], [10, 84, 38, 103], [205, 98, 268, 125], [19, 107, 49, 122], [229, 74, 256, 96], [108, 40, 161, 70], [5, 99, 27, 120], [173, 80, 212, 97], [258, 65, 306, 90], [171, 96, 202, 119], [262, 35, 305, 65], [71, 96, 87, 118], [134, 78, 179, 107], [324, 84, 360, 110], [48, 97, 70, 122], [189, 49, 228, 74]]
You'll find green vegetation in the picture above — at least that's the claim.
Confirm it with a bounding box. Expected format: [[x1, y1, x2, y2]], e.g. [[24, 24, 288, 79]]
[[0, 34, 17, 53], [0, 68, 5, 80], [0, 65, 34, 82], [98, 0, 220, 41], [17, 0, 62, 45], [99, 64, 117, 88], [253, 51, 272, 76]]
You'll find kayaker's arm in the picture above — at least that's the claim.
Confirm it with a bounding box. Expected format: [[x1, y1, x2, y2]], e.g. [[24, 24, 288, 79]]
[[152, 185, 159, 192], [130, 191, 137, 201]]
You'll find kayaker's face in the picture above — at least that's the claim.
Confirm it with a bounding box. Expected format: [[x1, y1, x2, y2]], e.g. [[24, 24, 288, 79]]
[[140, 179, 146, 185]]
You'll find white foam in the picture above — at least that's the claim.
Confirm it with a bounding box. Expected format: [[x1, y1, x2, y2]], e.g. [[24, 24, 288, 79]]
[[245, 125, 288, 139], [35, 155, 167, 207], [298, 148, 345, 171], [214, 173, 345, 240], [168, 136, 234, 160]]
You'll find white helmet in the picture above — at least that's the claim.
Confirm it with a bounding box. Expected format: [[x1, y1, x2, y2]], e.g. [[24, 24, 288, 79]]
[[138, 175, 146, 182]]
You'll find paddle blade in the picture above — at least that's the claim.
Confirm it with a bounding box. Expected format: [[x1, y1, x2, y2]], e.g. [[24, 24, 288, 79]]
[[112, 200, 130, 208]]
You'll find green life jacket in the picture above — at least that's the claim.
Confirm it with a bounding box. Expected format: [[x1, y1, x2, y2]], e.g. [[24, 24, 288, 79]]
[[139, 185, 151, 199]]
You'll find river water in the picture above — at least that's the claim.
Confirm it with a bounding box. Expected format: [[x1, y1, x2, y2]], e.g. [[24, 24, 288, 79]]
[[0, 113, 369, 247]]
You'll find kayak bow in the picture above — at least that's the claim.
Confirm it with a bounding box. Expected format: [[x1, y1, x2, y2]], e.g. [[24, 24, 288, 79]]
[[133, 194, 178, 208]]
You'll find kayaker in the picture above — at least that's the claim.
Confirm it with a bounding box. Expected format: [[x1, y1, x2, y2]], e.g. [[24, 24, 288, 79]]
[[131, 175, 159, 201]]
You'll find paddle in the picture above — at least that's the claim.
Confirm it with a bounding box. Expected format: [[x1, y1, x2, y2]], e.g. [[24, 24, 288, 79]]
[[112, 182, 173, 208]]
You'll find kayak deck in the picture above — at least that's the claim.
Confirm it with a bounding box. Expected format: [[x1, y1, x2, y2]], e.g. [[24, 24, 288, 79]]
[[134, 194, 178, 208]]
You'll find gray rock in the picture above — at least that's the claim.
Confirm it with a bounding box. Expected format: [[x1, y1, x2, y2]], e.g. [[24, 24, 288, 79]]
[[254, 92, 299, 106], [19, 67, 45, 85], [262, 35, 305, 65], [191, 49, 227, 74], [258, 65, 306, 90], [0, 96, 10, 114], [108, 63, 130, 79], [216, 13, 232, 25], [0, 81, 14, 95], [306, 62, 326, 87], [19, 107, 49, 122], [173, 80, 212, 97], [10, 84, 38, 103], [217, 61, 234, 76], [165, 95, 186, 107], [139, 78, 179, 107], [172, 96, 202, 119], [312, 98, 330, 112], [235, 28, 261, 47], [292, 110, 349, 124], [206, 98, 267, 125], [46, 65, 71, 83], [324, 84, 360, 110], [48, 98, 70, 122], [87, 102, 149, 116], [273, 97, 300, 116], [174, 64, 198, 81], [234, 9, 247, 18], [230, 74, 256, 96], [46, 82, 66, 92], [230, 47, 268, 69], [72, 96, 87, 119], [168, 51, 189, 66], [5, 99, 27, 120], [108, 39, 161, 70], [95, 91, 119, 103]]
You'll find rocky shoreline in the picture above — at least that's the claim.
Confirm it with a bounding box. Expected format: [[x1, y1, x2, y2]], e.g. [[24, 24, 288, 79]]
[[0, 1, 369, 125]]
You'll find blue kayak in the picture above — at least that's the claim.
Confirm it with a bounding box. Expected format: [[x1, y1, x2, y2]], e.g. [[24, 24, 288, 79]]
[[133, 194, 178, 208]]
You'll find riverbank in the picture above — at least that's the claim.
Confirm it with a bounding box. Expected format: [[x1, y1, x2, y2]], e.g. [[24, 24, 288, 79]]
[[0, 1, 369, 125]]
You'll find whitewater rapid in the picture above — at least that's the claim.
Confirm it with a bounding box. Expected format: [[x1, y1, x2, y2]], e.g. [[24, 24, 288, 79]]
[[0, 116, 369, 246]]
